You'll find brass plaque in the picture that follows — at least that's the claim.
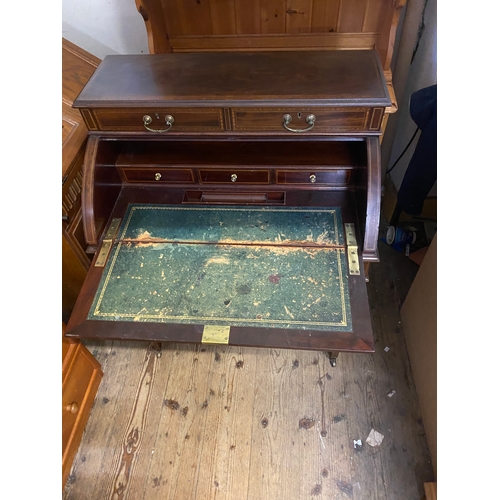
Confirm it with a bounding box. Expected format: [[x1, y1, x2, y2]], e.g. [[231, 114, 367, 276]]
[[202, 325, 230, 344]]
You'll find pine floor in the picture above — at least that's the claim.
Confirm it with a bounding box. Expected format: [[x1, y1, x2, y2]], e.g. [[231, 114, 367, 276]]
[[63, 229, 435, 500]]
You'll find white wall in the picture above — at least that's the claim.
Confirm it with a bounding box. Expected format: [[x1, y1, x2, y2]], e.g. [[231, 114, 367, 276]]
[[62, 0, 148, 59]]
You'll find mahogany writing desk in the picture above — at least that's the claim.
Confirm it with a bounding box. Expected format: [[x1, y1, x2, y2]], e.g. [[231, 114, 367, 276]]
[[66, 50, 391, 364]]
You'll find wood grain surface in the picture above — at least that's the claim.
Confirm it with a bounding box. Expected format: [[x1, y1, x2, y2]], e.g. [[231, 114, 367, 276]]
[[135, 0, 406, 71], [63, 231, 434, 500], [73, 51, 390, 109]]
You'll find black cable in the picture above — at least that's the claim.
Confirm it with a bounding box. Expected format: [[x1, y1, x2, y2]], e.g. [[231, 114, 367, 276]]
[[386, 126, 419, 175]]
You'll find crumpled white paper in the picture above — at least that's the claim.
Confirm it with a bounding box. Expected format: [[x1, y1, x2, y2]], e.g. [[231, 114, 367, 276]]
[[366, 429, 384, 447]]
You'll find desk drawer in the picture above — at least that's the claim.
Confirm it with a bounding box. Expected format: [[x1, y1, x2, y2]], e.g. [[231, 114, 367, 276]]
[[231, 107, 372, 133], [121, 168, 195, 183], [199, 169, 270, 184], [276, 170, 351, 185], [90, 108, 224, 132], [62, 344, 101, 451]]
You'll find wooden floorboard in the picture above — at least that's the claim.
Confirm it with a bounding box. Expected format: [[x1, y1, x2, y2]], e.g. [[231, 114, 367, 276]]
[[63, 225, 435, 500]]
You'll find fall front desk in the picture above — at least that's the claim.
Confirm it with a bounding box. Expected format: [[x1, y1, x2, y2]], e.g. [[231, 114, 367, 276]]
[[66, 50, 391, 363]]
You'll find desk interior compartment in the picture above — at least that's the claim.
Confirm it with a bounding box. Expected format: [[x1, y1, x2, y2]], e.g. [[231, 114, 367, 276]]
[[70, 135, 376, 354], [82, 136, 371, 246]]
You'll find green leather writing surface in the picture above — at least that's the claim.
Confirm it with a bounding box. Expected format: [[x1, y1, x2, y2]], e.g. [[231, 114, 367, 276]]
[[88, 205, 352, 331], [118, 205, 344, 246]]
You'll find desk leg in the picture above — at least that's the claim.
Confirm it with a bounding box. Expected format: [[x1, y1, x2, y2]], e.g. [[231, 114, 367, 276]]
[[148, 341, 162, 357], [364, 262, 371, 282], [327, 351, 340, 367]]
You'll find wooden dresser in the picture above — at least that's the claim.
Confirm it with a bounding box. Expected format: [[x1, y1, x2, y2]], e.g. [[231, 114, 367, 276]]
[[62, 38, 100, 322], [65, 48, 392, 365], [62, 39, 103, 489]]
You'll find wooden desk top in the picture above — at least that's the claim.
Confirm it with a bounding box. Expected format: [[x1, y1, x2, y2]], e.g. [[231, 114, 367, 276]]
[[74, 50, 391, 108]]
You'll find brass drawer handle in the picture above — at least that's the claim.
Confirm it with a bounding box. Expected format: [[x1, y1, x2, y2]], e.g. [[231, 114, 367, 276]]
[[231, 174, 238, 182], [64, 402, 79, 414], [309, 174, 316, 183], [155, 172, 162, 181], [143, 114, 174, 133], [282, 114, 316, 133]]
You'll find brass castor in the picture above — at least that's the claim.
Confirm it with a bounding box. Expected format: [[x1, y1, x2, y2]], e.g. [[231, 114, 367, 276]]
[[327, 351, 339, 367]]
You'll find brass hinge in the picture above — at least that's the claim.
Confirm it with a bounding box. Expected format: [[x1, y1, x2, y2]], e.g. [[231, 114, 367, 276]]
[[344, 223, 360, 276], [95, 218, 121, 267]]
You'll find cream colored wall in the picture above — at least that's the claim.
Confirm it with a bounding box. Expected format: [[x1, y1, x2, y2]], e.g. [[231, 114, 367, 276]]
[[62, 0, 148, 59]]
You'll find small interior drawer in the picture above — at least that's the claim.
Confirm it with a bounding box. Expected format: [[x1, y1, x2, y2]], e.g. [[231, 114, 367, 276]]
[[276, 170, 351, 185], [199, 169, 270, 184], [121, 168, 195, 183], [92, 108, 224, 132], [183, 190, 285, 204]]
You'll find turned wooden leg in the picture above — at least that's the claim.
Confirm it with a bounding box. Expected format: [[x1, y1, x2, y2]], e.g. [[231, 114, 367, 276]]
[[364, 262, 371, 282], [148, 341, 162, 357], [327, 351, 340, 367]]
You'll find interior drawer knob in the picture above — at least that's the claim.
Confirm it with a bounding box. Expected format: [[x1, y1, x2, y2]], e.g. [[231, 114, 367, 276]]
[[231, 174, 238, 182], [282, 113, 316, 133], [309, 174, 317, 183], [143, 114, 174, 133], [155, 172, 162, 181], [64, 402, 79, 414]]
